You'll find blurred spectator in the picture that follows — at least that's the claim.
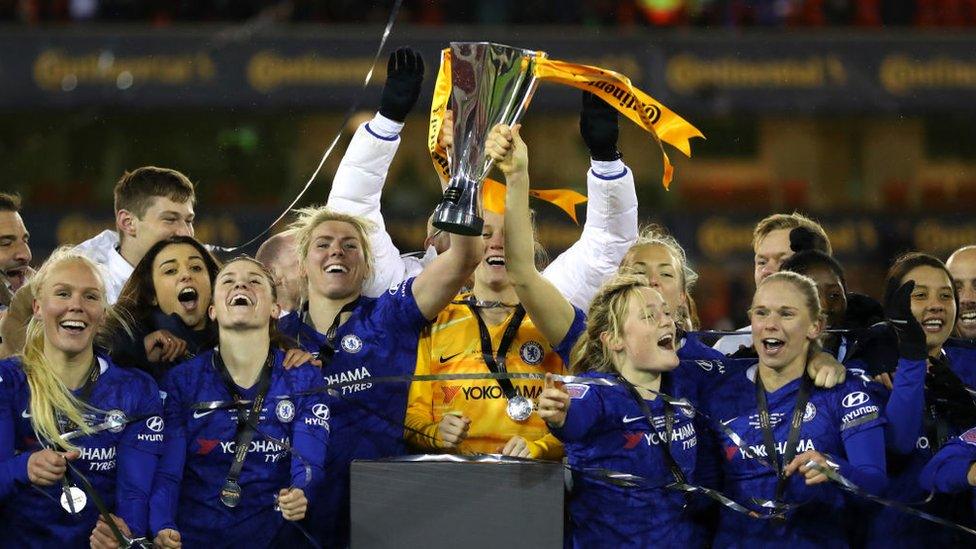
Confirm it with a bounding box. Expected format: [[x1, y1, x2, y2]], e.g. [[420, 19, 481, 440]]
[[3, 0, 975, 26]]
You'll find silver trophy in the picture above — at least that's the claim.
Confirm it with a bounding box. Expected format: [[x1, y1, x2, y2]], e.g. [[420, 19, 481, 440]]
[[432, 42, 542, 236]]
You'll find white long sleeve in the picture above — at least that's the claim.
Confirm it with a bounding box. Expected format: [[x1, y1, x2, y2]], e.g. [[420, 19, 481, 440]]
[[327, 117, 416, 298], [541, 160, 638, 310]]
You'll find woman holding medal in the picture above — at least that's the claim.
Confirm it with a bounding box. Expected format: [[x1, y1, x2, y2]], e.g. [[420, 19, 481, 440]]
[[151, 257, 329, 548], [537, 272, 701, 548], [698, 271, 887, 547], [404, 123, 586, 459], [0, 248, 164, 548]]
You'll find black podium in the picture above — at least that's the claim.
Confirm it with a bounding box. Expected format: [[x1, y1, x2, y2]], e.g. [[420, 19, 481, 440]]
[[350, 455, 564, 549]]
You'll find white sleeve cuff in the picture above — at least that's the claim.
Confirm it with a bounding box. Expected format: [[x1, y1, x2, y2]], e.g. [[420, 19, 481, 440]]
[[368, 113, 405, 139], [590, 158, 627, 178]]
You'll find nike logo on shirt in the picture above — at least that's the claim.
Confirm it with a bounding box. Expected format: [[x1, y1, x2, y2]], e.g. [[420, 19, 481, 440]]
[[622, 415, 646, 424], [21, 409, 30, 419], [192, 409, 217, 419], [720, 417, 738, 426], [439, 353, 462, 363]]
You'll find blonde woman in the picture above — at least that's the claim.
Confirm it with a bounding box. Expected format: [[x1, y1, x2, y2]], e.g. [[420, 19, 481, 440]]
[[0, 248, 163, 547], [538, 273, 701, 547], [699, 271, 887, 547]]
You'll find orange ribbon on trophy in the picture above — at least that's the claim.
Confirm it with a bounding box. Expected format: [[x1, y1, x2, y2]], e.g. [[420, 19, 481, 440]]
[[428, 47, 704, 193]]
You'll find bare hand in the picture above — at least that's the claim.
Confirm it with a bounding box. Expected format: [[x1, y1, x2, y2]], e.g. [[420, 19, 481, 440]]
[[485, 124, 528, 175], [436, 412, 471, 450], [874, 373, 893, 391], [27, 448, 78, 486], [537, 373, 569, 428], [144, 330, 187, 364], [438, 109, 454, 152], [89, 513, 132, 549], [807, 352, 846, 389], [277, 487, 308, 521], [283, 348, 320, 369], [785, 450, 833, 486], [153, 528, 182, 549], [500, 435, 531, 458]]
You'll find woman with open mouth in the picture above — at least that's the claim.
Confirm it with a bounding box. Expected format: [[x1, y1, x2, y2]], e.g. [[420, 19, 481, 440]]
[[699, 271, 887, 547], [277, 202, 481, 548], [0, 248, 163, 547], [150, 257, 329, 548], [106, 236, 221, 380], [849, 253, 976, 547], [537, 273, 701, 548]]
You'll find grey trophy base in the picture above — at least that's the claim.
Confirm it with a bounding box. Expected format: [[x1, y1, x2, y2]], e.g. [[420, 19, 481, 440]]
[[432, 204, 484, 237], [350, 458, 564, 549]]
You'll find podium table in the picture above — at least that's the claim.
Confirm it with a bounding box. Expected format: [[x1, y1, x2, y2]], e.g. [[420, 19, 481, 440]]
[[350, 455, 564, 549]]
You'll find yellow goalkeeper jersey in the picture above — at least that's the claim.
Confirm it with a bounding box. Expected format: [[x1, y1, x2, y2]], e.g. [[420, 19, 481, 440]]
[[405, 294, 566, 460]]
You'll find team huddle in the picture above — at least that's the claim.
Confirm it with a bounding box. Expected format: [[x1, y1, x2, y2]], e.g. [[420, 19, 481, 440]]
[[2, 46, 976, 548]]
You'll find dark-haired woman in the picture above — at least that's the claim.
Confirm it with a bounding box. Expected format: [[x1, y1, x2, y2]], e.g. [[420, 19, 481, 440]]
[[851, 253, 976, 547], [106, 236, 220, 380]]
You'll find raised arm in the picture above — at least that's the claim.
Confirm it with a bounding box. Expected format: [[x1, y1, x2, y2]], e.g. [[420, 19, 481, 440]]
[[327, 47, 426, 297], [487, 124, 577, 347], [411, 233, 481, 320], [541, 92, 638, 310]]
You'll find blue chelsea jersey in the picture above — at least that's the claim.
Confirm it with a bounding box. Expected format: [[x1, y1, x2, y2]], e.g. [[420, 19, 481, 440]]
[[152, 348, 328, 548], [0, 355, 163, 548], [278, 277, 428, 548], [701, 365, 886, 548], [553, 369, 700, 548]]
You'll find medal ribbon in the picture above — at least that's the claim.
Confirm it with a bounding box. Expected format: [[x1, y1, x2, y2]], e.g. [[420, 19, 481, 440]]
[[466, 301, 528, 414], [615, 373, 687, 486], [755, 372, 814, 509], [299, 297, 362, 364], [212, 349, 274, 505]]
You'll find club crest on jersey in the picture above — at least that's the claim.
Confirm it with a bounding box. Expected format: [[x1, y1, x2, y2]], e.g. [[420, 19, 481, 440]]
[[566, 384, 589, 400], [962, 428, 976, 446], [341, 334, 363, 354], [275, 399, 296, 423], [105, 410, 127, 433], [803, 402, 817, 422], [519, 341, 544, 365]]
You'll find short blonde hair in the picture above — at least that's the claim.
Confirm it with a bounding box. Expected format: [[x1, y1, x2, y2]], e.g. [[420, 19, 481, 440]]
[[288, 206, 375, 282], [753, 212, 831, 255]]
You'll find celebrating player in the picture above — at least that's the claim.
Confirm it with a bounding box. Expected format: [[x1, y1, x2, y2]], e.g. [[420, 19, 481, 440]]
[[151, 258, 329, 548], [852, 253, 976, 545], [538, 273, 701, 547], [701, 271, 887, 546], [278, 204, 480, 547], [0, 248, 163, 547], [404, 123, 585, 459]]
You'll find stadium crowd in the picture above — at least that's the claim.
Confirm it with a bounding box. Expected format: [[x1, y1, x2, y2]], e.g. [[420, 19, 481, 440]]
[[5, 0, 976, 27], [2, 45, 976, 548]]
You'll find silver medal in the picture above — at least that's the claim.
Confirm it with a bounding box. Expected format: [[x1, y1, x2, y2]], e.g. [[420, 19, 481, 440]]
[[506, 395, 533, 422], [60, 486, 87, 514]]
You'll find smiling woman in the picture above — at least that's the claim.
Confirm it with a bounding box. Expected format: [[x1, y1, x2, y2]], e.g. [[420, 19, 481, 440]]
[[0, 247, 164, 547], [105, 236, 221, 380]]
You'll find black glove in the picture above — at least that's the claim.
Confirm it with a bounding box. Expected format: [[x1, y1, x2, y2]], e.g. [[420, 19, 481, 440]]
[[885, 280, 928, 361], [379, 47, 425, 122], [789, 226, 819, 253], [579, 91, 620, 161]]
